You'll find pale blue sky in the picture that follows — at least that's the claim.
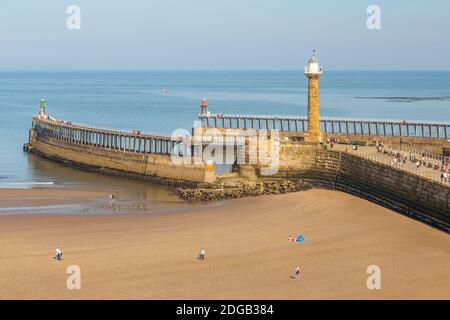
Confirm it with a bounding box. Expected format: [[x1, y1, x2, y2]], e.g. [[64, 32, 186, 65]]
[[1, 0, 449, 70]]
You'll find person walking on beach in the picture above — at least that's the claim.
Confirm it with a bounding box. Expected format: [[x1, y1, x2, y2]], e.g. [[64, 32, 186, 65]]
[[199, 248, 206, 260], [109, 193, 116, 207], [294, 266, 300, 281], [55, 246, 63, 262]]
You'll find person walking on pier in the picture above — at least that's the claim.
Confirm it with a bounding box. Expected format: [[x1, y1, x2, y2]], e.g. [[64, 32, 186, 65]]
[[416, 160, 421, 169]]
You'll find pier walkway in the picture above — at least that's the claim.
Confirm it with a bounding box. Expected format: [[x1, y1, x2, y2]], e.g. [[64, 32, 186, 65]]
[[332, 144, 450, 186], [199, 113, 450, 138]]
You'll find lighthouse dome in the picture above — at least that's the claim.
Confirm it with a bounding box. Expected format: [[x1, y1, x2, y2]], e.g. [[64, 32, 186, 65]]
[[308, 55, 317, 64], [304, 50, 322, 75]]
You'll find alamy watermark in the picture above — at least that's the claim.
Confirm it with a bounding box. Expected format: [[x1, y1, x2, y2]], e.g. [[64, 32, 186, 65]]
[[366, 265, 381, 290], [367, 5, 381, 30], [66, 5, 81, 30], [170, 126, 281, 176], [66, 265, 81, 290]]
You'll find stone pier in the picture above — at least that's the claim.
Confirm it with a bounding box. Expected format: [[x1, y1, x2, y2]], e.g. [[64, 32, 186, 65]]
[[25, 117, 215, 186]]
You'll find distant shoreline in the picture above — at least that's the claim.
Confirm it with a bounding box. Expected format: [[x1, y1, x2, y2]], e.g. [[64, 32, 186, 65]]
[[356, 96, 450, 103]]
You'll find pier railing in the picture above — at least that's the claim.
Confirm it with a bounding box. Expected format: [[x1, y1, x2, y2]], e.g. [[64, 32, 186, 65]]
[[198, 113, 450, 138], [32, 116, 178, 155]]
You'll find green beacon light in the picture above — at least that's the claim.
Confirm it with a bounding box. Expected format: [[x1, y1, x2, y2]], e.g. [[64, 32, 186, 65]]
[[39, 99, 46, 116]]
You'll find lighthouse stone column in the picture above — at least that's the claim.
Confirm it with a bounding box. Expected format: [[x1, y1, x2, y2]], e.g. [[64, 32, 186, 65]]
[[304, 51, 323, 143]]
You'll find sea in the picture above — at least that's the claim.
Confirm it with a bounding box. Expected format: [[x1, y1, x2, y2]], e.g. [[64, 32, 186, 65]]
[[0, 71, 449, 212]]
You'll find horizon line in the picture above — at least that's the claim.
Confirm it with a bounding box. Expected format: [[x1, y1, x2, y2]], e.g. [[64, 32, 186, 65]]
[[1, 68, 450, 73]]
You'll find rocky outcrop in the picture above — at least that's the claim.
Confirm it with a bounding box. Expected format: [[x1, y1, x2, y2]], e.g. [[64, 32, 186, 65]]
[[174, 179, 314, 201]]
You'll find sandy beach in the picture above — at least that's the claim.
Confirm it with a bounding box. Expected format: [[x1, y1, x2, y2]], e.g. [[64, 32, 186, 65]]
[[0, 188, 449, 300]]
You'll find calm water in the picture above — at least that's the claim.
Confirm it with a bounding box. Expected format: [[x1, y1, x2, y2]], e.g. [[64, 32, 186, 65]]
[[0, 71, 449, 204]]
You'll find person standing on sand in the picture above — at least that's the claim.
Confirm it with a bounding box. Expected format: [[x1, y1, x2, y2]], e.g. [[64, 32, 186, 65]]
[[109, 193, 116, 207], [294, 267, 300, 281], [55, 247, 63, 262], [199, 248, 206, 260]]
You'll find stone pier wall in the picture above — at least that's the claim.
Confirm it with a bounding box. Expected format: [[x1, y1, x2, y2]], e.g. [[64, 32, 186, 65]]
[[268, 142, 340, 188], [268, 143, 450, 231], [27, 129, 215, 187], [334, 153, 449, 229]]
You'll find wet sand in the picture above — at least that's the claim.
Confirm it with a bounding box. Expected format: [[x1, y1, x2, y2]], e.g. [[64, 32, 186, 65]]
[[0, 186, 189, 215], [0, 188, 449, 299], [0, 188, 107, 208]]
